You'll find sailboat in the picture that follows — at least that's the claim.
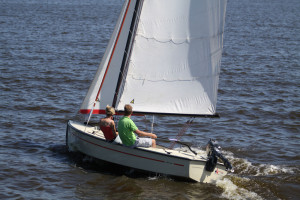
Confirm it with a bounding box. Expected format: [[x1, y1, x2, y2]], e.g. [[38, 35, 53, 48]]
[[66, 0, 232, 183]]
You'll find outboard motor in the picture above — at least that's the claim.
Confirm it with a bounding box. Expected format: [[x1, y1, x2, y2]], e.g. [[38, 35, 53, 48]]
[[205, 139, 233, 172]]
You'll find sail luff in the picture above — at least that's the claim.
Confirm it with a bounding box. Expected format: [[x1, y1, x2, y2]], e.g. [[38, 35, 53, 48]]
[[112, 0, 144, 109], [94, 0, 133, 104], [79, 0, 137, 114]]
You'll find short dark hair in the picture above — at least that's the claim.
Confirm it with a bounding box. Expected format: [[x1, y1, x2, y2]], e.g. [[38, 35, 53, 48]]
[[124, 104, 133, 116]]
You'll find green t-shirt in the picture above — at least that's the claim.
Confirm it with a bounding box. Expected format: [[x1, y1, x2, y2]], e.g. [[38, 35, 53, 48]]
[[118, 116, 138, 146]]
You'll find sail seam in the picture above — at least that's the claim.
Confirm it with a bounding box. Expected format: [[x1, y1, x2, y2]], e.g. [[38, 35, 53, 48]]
[[134, 32, 224, 44]]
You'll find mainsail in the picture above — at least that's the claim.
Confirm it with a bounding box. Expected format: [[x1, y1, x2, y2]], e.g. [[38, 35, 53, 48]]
[[80, 0, 227, 117]]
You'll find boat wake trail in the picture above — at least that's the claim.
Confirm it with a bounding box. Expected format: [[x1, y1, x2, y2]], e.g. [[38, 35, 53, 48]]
[[176, 146, 297, 199], [217, 151, 297, 200], [222, 151, 296, 176], [216, 178, 263, 200]]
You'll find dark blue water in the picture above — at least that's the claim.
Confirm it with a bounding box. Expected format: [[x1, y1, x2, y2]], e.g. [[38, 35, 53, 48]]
[[1, 0, 299, 199]]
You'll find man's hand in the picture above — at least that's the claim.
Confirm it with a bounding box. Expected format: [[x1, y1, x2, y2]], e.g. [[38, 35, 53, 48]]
[[151, 133, 157, 139]]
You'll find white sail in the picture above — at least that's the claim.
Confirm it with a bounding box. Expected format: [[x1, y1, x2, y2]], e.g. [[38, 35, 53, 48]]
[[80, 0, 138, 114], [116, 0, 227, 116], [80, 0, 227, 117]]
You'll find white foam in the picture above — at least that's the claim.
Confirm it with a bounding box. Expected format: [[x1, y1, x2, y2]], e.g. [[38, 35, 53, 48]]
[[220, 151, 295, 176], [216, 178, 263, 200], [148, 176, 159, 181], [257, 163, 295, 176]]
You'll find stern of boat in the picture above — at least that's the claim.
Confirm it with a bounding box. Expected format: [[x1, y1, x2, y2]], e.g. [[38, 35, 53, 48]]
[[189, 161, 228, 183]]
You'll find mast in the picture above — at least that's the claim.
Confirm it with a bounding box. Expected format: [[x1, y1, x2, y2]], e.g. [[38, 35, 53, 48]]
[[112, 0, 143, 109]]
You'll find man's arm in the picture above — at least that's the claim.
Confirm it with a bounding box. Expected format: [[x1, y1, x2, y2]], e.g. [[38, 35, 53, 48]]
[[134, 129, 157, 139]]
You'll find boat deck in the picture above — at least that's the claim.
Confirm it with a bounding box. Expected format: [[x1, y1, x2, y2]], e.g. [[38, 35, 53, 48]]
[[69, 120, 207, 161]]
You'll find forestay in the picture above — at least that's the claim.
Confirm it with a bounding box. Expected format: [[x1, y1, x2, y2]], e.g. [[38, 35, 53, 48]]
[[80, 0, 227, 117]]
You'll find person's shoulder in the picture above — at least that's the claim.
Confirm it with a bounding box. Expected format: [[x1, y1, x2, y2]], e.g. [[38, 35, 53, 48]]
[[120, 116, 129, 120], [99, 118, 105, 124], [119, 116, 125, 121], [110, 120, 115, 126], [128, 118, 136, 126], [118, 116, 126, 123], [125, 117, 134, 123]]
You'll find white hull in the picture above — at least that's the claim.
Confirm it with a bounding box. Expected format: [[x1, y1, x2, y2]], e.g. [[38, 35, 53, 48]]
[[66, 120, 228, 183]]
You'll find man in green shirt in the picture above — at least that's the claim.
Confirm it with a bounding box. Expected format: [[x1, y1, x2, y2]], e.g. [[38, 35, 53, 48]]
[[118, 104, 157, 148]]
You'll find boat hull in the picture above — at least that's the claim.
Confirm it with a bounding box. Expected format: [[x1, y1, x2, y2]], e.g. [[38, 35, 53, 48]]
[[66, 120, 228, 183]]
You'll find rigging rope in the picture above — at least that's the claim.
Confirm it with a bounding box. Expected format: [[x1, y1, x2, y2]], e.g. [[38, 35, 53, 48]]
[[168, 117, 194, 149]]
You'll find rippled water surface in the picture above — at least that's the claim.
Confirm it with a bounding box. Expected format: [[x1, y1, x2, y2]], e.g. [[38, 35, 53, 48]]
[[1, 0, 299, 199]]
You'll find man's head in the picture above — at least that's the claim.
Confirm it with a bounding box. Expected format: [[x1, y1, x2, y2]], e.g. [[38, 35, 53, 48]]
[[124, 104, 133, 116]]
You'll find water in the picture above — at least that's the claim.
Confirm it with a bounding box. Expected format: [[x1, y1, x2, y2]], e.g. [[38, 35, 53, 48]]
[[1, 0, 299, 199]]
